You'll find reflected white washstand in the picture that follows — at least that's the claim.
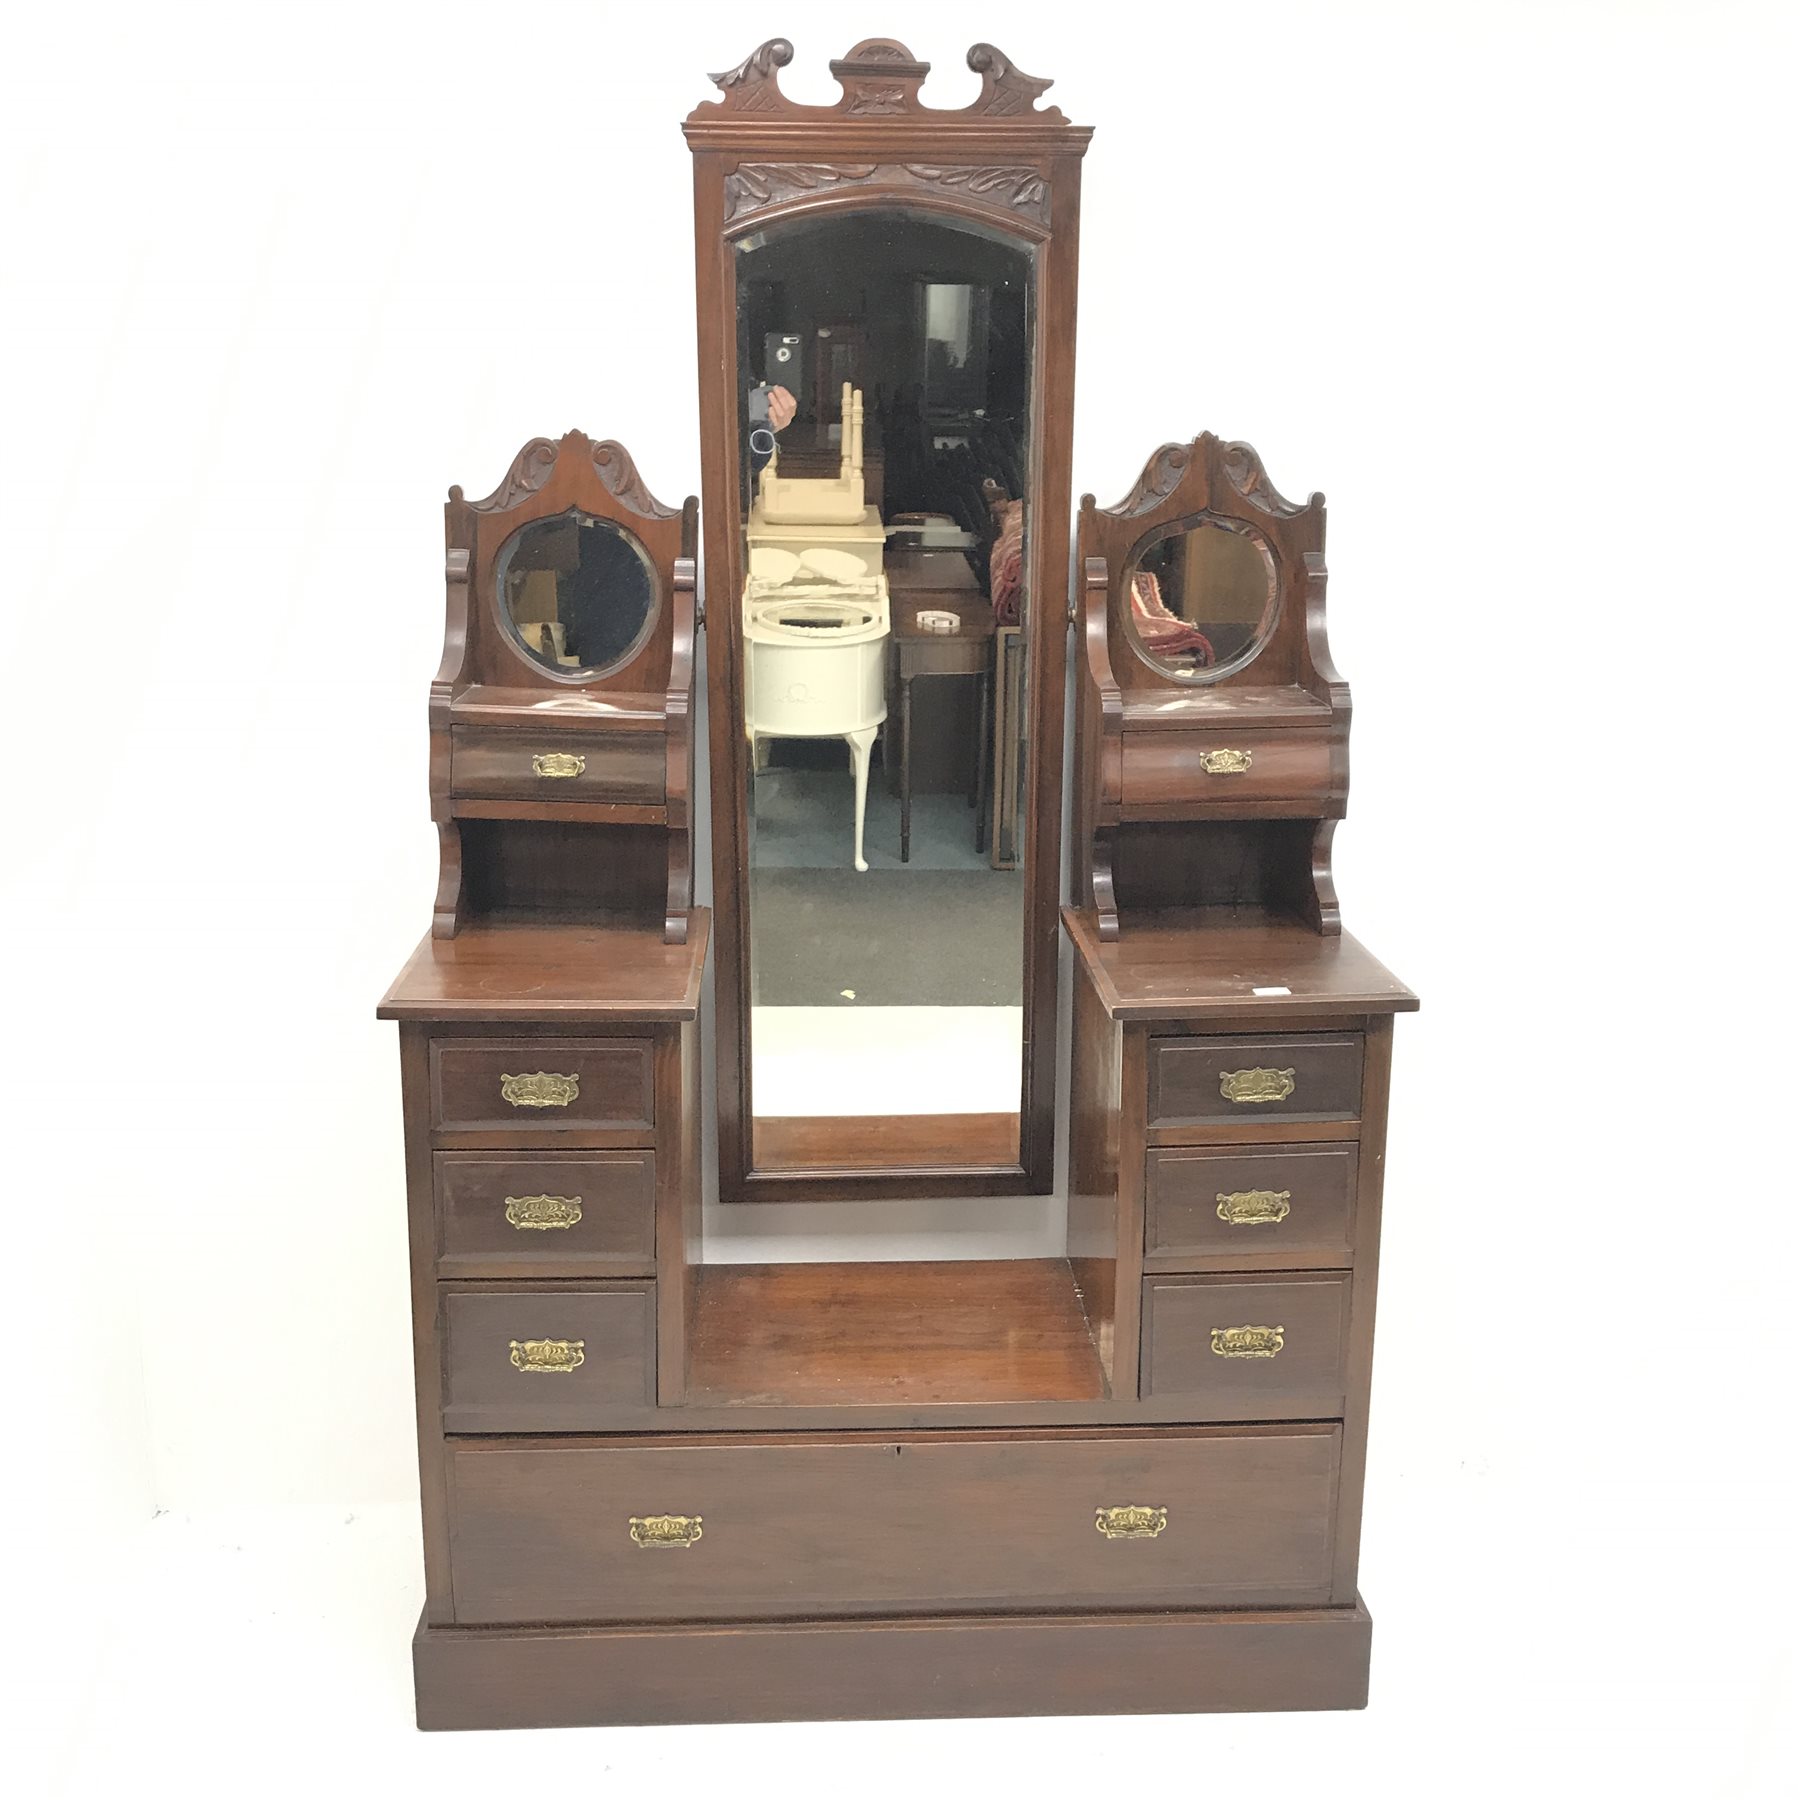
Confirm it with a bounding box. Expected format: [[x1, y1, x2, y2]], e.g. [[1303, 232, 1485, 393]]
[[742, 385, 890, 872]]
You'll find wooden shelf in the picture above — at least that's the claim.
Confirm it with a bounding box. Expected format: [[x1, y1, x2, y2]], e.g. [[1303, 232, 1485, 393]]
[[378, 913, 710, 1023], [1062, 906, 1415, 1022], [687, 1260, 1107, 1408]]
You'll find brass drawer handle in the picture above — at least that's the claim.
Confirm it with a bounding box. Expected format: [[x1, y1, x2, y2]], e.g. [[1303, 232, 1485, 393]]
[[504, 1193, 583, 1230], [1199, 747, 1252, 775], [509, 1337, 585, 1373], [1212, 1324, 1285, 1359], [630, 1514, 703, 1548], [1217, 1188, 1291, 1225], [532, 751, 586, 779], [1219, 1066, 1295, 1104], [500, 1071, 580, 1108], [1096, 1505, 1168, 1540]]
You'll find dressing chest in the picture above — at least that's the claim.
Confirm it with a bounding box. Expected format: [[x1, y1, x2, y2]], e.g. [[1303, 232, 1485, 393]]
[[381, 37, 1413, 1730]]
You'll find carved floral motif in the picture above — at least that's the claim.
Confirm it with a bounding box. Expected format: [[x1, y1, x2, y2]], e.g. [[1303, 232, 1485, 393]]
[[723, 162, 877, 219], [902, 164, 1049, 219]]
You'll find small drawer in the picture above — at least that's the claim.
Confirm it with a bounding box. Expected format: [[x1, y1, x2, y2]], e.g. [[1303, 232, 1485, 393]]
[[429, 1037, 654, 1135], [1119, 728, 1339, 817], [441, 1284, 656, 1431], [450, 726, 664, 805], [435, 1152, 656, 1277], [1145, 1143, 1358, 1266], [444, 1424, 1341, 1624], [1140, 1275, 1351, 1417], [1147, 1033, 1363, 1129]]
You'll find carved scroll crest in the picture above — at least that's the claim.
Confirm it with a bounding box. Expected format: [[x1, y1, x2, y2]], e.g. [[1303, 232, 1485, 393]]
[[467, 439, 558, 513], [1111, 443, 1193, 519], [1221, 440, 1306, 518], [592, 439, 679, 519]]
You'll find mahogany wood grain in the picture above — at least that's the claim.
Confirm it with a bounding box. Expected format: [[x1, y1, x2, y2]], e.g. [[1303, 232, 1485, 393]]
[[450, 725, 664, 805], [413, 1598, 1374, 1728], [434, 1152, 656, 1278], [688, 37, 1089, 1202], [1066, 953, 1123, 1386], [379, 915, 709, 1025], [686, 1261, 1105, 1408], [399, 1027, 454, 1625], [459, 820, 667, 924], [440, 1282, 657, 1431], [445, 1425, 1340, 1625], [1332, 1014, 1394, 1603], [1146, 1032, 1364, 1129], [751, 1112, 1019, 1175], [428, 1037, 654, 1135], [1139, 1273, 1352, 1417], [1063, 907, 1416, 1023], [1144, 1142, 1359, 1270], [1120, 727, 1342, 820]]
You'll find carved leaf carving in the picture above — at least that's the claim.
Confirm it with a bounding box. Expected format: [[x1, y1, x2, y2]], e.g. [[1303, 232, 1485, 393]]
[[1112, 444, 1193, 518], [966, 43, 1059, 118], [724, 162, 878, 219], [709, 37, 793, 92], [902, 165, 1049, 219], [1221, 440, 1305, 517], [468, 439, 558, 513], [591, 441, 677, 520]]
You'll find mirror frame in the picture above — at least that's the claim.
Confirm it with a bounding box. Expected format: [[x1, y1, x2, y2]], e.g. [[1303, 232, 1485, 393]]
[[686, 38, 1092, 1203]]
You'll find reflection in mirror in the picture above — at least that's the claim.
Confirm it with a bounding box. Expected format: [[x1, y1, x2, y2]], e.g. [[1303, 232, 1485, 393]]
[[1125, 517, 1277, 680], [497, 511, 656, 677], [735, 209, 1034, 1175]]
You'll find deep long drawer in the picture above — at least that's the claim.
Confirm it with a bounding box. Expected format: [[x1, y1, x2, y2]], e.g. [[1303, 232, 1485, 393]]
[[445, 1425, 1342, 1624]]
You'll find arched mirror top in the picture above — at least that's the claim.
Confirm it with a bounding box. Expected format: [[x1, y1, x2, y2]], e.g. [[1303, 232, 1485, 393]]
[[493, 509, 659, 682], [1121, 513, 1279, 684]]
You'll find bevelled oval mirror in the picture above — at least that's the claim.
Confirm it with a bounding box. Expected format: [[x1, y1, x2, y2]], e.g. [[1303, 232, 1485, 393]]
[[496, 510, 657, 677], [1124, 515, 1277, 680]]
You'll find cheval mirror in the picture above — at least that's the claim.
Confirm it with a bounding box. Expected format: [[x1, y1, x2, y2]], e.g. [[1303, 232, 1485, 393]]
[[687, 38, 1089, 1202]]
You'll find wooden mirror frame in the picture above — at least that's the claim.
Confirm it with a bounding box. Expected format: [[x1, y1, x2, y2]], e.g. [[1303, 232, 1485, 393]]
[[434, 434, 699, 943], [685, 39, 1091, 1204]]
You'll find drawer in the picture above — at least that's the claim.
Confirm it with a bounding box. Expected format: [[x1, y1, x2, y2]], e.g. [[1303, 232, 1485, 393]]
[[441, 1284, 656, 1430], [1147, 1033, 1363, 1129], [1140, 1275, 1351, 1417], [1119, 728, 1339, 817], [429, 1037, 654, 1135], [435, 1152, 656, 1277], [1145, 1143, 1358, 1266], [450, 726, 664, 805], [445, 1425, 1341, 1624]]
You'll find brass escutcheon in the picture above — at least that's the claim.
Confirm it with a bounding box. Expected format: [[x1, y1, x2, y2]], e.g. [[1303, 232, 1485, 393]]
[[509, 1337, 585, 1373], [630, 1514, 703, 1548], [532, 751, 586, 779], [1211, 1325, 1285, 1359], [1095, 1505, 1169, 1540], [1216, 1188, 1292, 1226], [500, 1071, 580, 1108], [1219, 1066, 1296, 1105], [504, 1194, 583, 1231], [1198, 746, 1253, 775]]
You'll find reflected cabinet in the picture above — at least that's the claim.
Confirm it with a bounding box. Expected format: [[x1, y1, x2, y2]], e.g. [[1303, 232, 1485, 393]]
[[381, 35, 1415, 1731]]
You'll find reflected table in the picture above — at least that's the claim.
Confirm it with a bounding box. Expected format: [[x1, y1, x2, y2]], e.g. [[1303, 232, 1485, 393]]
[[886, 550, 994, 863]]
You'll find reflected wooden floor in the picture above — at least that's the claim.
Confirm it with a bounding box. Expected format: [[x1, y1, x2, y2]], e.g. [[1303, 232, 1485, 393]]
[[752, 1112, 1020, 1173]]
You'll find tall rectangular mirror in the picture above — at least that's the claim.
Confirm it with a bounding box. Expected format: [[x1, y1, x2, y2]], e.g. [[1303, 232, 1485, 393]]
[[686, 41, 1090, 1201]]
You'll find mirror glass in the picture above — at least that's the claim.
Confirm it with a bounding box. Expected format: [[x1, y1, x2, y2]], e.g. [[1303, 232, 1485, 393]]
[[496, 511, 656, 677], [1124, 516, 1277, 680], [735, 209, 1034, 1175]]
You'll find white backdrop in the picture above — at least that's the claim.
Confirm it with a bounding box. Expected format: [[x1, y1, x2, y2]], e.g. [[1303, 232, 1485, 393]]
[[5, 2, 1796, 1794]]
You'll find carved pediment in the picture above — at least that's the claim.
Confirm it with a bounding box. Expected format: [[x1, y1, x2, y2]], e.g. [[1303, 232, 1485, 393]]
[[694, 37, 1069, 125]]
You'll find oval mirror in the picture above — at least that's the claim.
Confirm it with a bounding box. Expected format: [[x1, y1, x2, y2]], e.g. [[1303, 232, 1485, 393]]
[[496, 511, 656, 677], [1124, 516, 1277, 680]]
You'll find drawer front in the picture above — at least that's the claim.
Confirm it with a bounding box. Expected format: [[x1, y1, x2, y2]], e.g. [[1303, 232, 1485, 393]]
[[1119, 728, 1338, 816], [429, 1037, 654, 1134], [442, 1285, 656, 1430], [1140, 1275, 1351, 1417], [435, 1153, 656, 1276], [1147, 1033, 1363, 1129], [1146, 1144, 1358, 1265], [445, 1425, 1341, 1624], [451, 726, 664, 804]]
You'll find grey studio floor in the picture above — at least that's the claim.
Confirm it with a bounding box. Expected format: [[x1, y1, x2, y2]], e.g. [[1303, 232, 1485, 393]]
[[749, 757, 1023, 1008]]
